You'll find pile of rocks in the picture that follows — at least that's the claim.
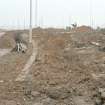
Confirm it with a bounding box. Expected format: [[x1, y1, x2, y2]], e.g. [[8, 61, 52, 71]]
[[94, 88, 105, 105], [12, 32, 28, 53]]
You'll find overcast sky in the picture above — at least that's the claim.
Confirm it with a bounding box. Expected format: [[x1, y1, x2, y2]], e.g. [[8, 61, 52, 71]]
[[0, 0, 105, 29]]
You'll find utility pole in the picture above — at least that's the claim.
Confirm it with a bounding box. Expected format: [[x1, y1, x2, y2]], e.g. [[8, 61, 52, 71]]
[[39, 16, 43, 27], [90, 0, 93, 29], [23, 16, 25, 30], [35, 0, 38, 27], [29, 0, 32, 43]]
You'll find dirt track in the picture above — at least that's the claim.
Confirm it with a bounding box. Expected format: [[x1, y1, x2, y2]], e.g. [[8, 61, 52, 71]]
[[16, 40, 38, 81]]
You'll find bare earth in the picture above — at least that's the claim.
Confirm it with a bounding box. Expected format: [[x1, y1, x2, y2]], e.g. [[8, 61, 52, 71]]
[[0, 28, 105, 105]]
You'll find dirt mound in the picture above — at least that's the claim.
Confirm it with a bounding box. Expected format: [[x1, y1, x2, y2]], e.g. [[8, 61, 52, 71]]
[[29, 30, 105, 104], [0, 35, 15, 48], [0, 31, 29, 49], [73, 25, 93, 32], [0, 31, 16, 48]]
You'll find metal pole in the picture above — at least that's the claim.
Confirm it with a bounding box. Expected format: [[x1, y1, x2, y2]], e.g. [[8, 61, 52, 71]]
[[24, 16, 25, 30], [29, 0, 32, 43], [35, 0, 38, 27], [90, 0, 93, 29]]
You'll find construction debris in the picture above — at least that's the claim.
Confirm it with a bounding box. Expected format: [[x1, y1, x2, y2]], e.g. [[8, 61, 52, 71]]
[[12, 32, 28, 53], [13, 42, 27, 53]]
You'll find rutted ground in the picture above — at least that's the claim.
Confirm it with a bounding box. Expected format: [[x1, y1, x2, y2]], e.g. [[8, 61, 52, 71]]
[[0, 28, 105, 104], [16, 40, 38, 81]]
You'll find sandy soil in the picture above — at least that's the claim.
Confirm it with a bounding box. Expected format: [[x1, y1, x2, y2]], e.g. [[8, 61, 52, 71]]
[[0, 28, 105, 105]]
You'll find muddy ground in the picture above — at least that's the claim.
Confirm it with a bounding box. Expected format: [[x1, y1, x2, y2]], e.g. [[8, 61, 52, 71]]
[[0, 28, 105, 105]]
